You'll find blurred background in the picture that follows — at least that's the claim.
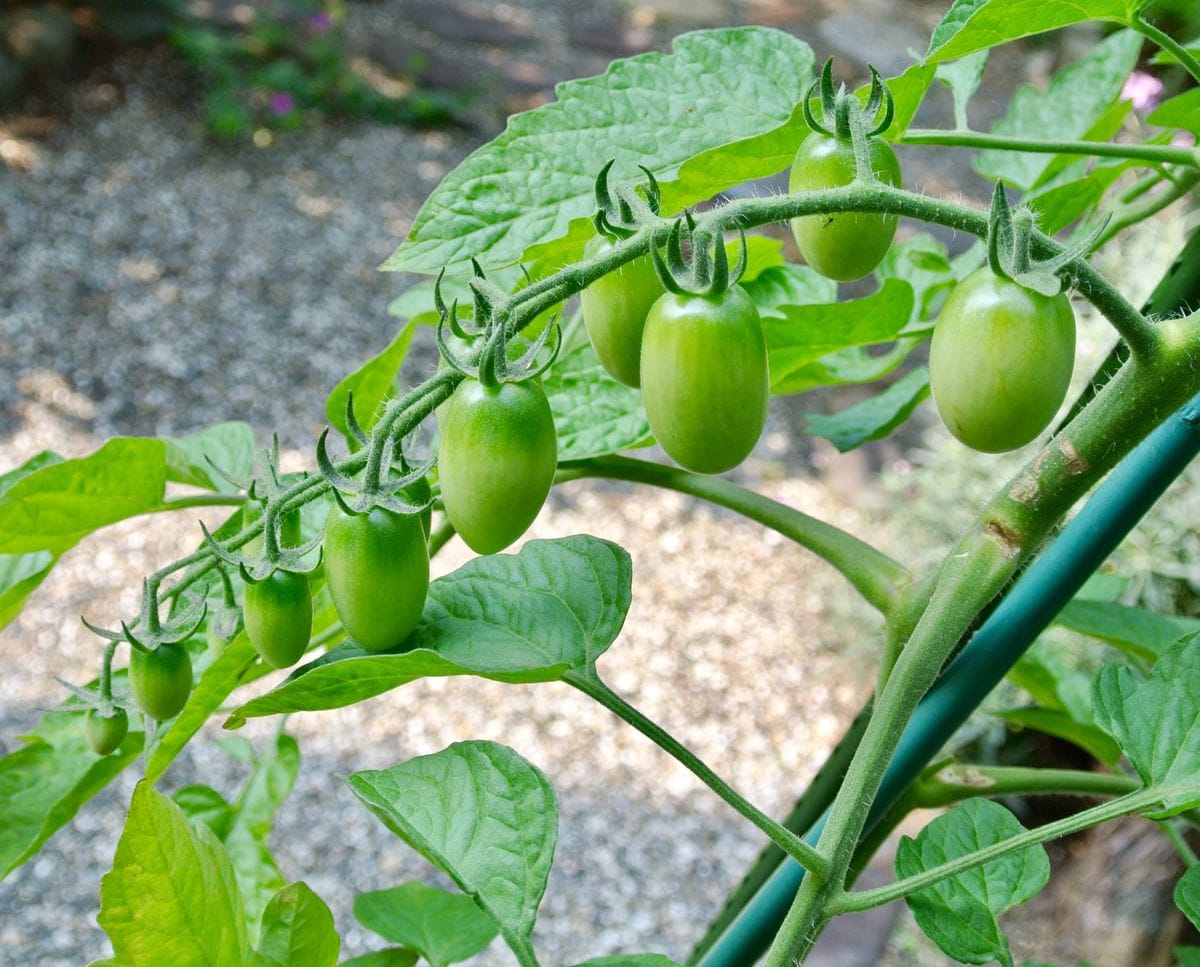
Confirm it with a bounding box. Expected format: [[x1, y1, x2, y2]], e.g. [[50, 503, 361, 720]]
[[1, 1, 1199, 964]]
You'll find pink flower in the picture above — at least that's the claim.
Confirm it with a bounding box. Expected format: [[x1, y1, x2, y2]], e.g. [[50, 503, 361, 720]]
[[1121, 70, 1164, 112], [268, 92, 295, 116]]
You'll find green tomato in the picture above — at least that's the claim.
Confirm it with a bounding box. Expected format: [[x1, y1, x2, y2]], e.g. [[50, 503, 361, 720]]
[[788, 132, 901, 282], [84, 707, 128, 756], [640, 285, 769, 475], [323, 504, 430, 652], [243, 569, 313, 669], [929, 267, 1076, 453], [580, 234, 665, 387], [438, 379, 558, 554], [129, 641, 193, 721]]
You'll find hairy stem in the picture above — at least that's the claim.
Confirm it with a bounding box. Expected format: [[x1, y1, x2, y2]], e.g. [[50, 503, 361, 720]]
[[567, 667, 831, 880], [557, 455, 909, 615], [833, 789, 1162, 914], [900, 128, 1200, 168], [766, 317, 1200, 963], [1131, 11, 1200, 87], [1092, 168, 1200, 250]]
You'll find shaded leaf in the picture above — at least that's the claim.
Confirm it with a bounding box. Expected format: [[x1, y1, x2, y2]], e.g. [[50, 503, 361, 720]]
[[1148, 88, 1200, 136], [805, 368, 930, 452], [1054, 599, 1200, 663], [544, 344, 652, 460], [765, 280, 914, 394], [975, 30, 1142, 190]]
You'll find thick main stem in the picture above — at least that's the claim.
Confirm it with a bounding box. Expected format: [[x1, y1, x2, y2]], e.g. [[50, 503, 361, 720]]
[[766, 317, 1200, 963]]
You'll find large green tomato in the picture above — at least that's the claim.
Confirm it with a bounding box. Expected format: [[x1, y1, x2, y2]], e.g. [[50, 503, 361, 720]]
[[640, 285, 769, 475], [438, 379, 557, 554], [129, 641, 193, 721], [323, 504, 429, 652], [580, 234, 665, 387], [788, 132, 901, 282], [929, 267, 1076, 453], [243, 569, 313, 669]]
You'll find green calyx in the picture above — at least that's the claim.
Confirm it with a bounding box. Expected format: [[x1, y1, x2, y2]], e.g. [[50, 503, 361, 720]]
[[648, 215, 748, 299], [985, 181, 1111, 297], [592, 158, 662, 241], [803, 59, 895, 143]]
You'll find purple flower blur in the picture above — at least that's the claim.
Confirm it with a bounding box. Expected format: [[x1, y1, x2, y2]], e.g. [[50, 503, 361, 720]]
[[308, 11, 334, 32], [268, 92, 295, 116], [1121, 70, 1164, 112]]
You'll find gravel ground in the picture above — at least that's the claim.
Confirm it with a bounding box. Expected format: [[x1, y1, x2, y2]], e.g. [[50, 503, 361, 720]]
[[0, 5, 902, 963]]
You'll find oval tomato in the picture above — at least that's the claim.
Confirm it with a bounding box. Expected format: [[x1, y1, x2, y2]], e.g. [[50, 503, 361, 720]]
[[85, 707, 129, 756], [438, 379, 557, 554], [640, 285, 769, 474], [929, 267, 1076, 453], [580, 234, 664, 387], [323, 504, 429, 652], [788, 133, 901, 282], [129, 641, 193, 721], [243, 568, 313, 669]]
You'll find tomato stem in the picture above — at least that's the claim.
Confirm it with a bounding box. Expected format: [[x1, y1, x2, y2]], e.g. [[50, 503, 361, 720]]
[[566, 666, 832, 881], [556, 455, 910, 616], [901, 128, 1200, 168], [1130, 10, 1200, 87]]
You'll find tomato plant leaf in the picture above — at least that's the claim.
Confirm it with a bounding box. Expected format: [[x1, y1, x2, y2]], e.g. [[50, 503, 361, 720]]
[[1178, 947, 1200, 967], [544, 344, 652, 461], [0, 438, 169, 555], [1053, 599, 1200, 663], [252, 882, 340, 967], [0, 712, 142, 880], [926, 0, 1131, 63], [765, 279, 915, 394], [173, 784, 235, 840], [742, 263, 837, 319], [353, 881, 498, 967], [0, 550, 55, 631], [1092, 632, 1200, 815], [223, 732, 300, 943], [383, 27, 815, 274], [326, 320, 418, 446], [1176, 865, 1200, 932], [340, 951, 420, 967], [805, 368, 931, 452], [346, 742, 557, 967], [895, 799, 1050, 965], [1148, 88, 1200, 136], [163, 421, 256, 493], [974, 30, 1142, 191], [99, 782, 248, 965], [936, 51, 989, 129], [876, 233, 977, 326], [997, 706, 1123, 766], [229, 536, 632, 721]]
